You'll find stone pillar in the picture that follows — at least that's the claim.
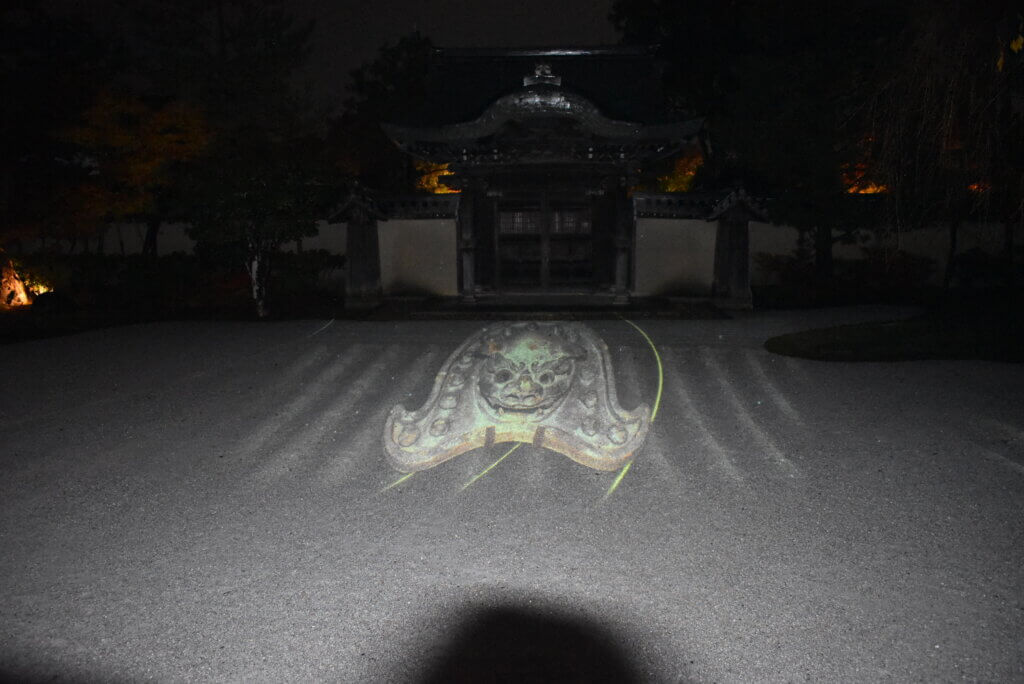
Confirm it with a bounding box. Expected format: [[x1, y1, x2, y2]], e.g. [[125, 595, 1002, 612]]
[[343, 189, 383, 309], [345, 214, 381, 308], [712, 208, 753, 309]]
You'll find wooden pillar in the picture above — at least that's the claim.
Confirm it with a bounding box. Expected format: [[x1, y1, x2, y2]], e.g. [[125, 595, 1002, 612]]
[[457, 190, 476, 301], [612, 188, 632, 304], [712, 208, 753, 309], [492, 196, 502, 291], [540, 189, 551, 290]]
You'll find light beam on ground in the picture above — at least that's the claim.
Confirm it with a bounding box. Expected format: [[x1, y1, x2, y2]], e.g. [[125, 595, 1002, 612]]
[[461, 443, 522, 491], [604, 460, 634, 498], [306, 318, 335, 338], [380, 471, 415, 493]]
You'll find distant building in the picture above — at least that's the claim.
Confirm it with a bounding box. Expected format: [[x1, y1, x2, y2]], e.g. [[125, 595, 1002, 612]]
[[368, 46, 761, 307]]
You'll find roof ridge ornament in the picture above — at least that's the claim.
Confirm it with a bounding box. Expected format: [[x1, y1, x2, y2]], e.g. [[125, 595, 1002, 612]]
[[523, 62, 561, 87]]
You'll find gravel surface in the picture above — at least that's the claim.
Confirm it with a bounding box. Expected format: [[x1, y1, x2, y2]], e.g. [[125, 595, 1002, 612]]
[[1, 306, 1022, 683]]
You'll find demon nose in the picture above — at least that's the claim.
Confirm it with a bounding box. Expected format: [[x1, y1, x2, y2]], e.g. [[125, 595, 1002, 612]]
[[509, 375, 543, 404], [520, 375, 543, 392]]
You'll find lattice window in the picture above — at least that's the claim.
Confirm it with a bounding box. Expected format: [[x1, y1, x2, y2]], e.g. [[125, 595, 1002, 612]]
[[551, 210, 591, 234], [499, 210, 542, 234]]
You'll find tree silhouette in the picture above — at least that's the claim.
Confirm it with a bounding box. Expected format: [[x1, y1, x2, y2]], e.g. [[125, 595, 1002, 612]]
[[128, 0, 335, 316], [330, 32, 435, 192], [861, 0, 1023, 289], [182, 134, 333, 318]]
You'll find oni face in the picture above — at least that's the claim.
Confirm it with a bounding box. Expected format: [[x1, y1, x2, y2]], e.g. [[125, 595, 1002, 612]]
[[477, 332, 581, 417], [384, 321, 651, 473]]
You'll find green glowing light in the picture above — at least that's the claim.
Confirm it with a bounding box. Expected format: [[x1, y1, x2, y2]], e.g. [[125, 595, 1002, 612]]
[[603, 460, 634, 499], [461, 443, 522, 491], [379, 471, 415, 493], [622, 318, 663, 423]]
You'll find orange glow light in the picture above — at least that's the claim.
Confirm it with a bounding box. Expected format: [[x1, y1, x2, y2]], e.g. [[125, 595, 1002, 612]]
[[842, 161, 888, 194], [846, 182, 888, 194], [415, 161, 459, 194]]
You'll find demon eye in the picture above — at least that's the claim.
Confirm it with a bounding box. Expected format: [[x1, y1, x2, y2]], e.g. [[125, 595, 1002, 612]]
[[494, 369, 514, 383], [538, 371, 555, 385]]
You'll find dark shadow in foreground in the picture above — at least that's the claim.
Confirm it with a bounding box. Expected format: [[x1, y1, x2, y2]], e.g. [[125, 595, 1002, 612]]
[[414, 604, 644, 683]]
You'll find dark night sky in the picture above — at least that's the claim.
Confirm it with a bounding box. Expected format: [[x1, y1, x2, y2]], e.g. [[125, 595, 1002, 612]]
[[294, 0, 619, 105], [42, 0, 621, 110]]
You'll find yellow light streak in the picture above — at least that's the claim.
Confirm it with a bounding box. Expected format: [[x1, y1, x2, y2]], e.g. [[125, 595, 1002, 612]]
[[621, 319, 663, 423], [379, 471, 415, 493], [461, 443, 522, 491], [603, 460, 634, 499]]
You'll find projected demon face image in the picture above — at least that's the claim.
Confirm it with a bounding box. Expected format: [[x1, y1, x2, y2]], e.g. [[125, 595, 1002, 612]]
[[384, 322, 650, 473], [477, 332, 579, 418]]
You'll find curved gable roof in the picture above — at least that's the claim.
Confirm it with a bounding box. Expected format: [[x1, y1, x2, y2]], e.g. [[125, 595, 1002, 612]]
[[384, 84, 703, 146]]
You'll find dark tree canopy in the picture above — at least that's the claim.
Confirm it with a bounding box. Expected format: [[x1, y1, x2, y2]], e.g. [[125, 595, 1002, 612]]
[[862, 1, 1023, 226], [329, 32, 435, 192], [123, 0, 317, 136], [612, 0, 903, 195], [0, 7, 127, 247], [610, 0, 930, 288]]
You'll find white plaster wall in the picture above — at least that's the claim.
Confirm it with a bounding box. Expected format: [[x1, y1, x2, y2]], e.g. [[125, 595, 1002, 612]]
[[158, 224, 196, 254], [282, 221, 347, 254], [108, 224, 146, 253], [633, 218, 717, 296], [377, 219, 457, 296], [70, 222, 194, 255], [97, 221, 349, 257], [103, 223, 195, 255]]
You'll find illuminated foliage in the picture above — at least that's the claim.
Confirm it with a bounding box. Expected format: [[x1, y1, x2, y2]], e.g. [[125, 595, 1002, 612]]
[[415, 161, 459, 194], [842, 162, 888, 194], [63, 91, 210, 225], [997, 17, 1023, 71], [0, 253, 31, 307], [657, 156, 701, 192]]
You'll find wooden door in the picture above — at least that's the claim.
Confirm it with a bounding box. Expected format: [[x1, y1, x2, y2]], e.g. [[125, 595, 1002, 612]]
[[495, 191, 593, 290]]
